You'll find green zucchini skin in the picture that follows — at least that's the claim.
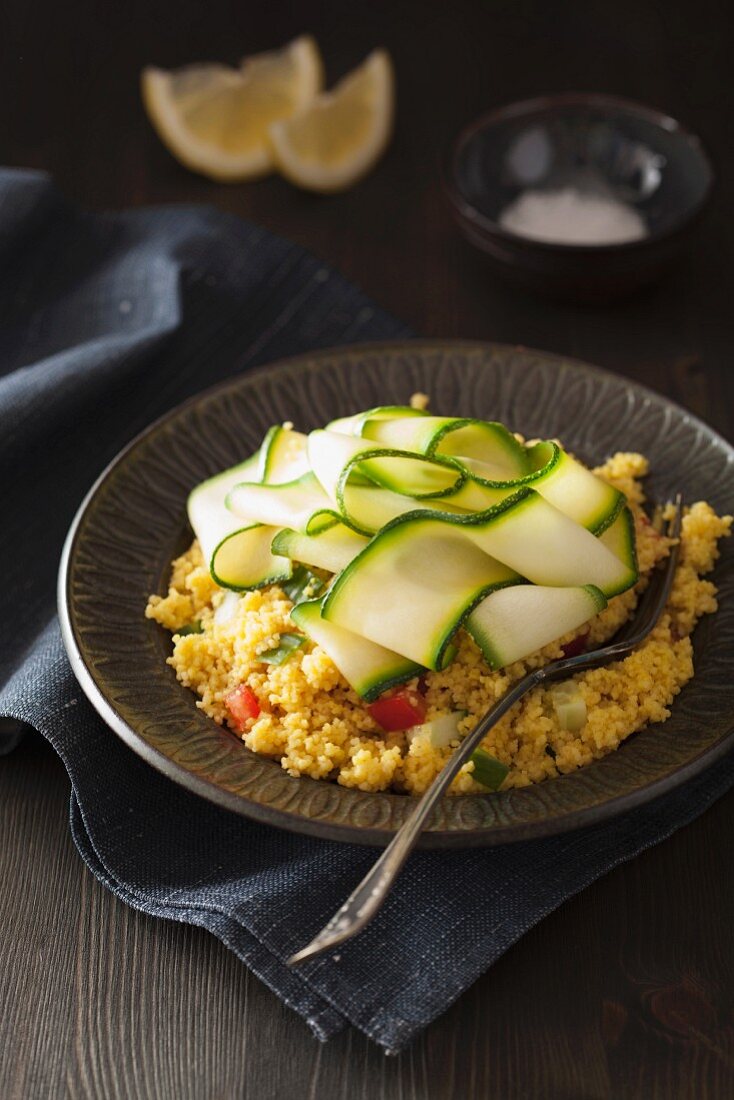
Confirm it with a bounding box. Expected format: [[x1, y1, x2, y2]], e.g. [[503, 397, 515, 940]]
[[226, 471, 342, 534], [187, 450, 260, 546], [599, 505, 638, 573], [209, 526, 292, 592], [188, 407, 638, 674], [228, 429, 625, 546], [466, 583, 608, 670], [187, 452, 282, 591], [321, 488, 634, 669], [258, 424, 309, 483], [457, 441, 624, 535], [326, 405, 430, 436], [271, 525, 368, 574], [362, 416, 530, 477], [290, 598, 423, 701], [322, 511, 523, 670], [188, 426, 307, 591]]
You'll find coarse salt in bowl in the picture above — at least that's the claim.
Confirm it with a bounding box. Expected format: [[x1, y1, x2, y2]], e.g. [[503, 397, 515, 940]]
[[444, 93, 715, 302]]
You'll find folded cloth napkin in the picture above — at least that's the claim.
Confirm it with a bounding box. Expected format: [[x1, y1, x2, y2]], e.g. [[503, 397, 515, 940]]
[[1, 169, 733, 1053]]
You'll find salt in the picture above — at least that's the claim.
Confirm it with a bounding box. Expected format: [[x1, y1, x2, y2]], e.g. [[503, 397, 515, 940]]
[[498, 186, 647, 246]]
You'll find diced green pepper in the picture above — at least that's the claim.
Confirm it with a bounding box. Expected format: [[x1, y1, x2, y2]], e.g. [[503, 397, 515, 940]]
[[258, 633, 307, 666], [470, 748, 509, 790], [282, 565, 326, 606], [177, 620, 203, 636]]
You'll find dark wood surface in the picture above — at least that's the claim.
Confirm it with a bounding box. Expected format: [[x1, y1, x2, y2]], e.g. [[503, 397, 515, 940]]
[[2, 1, 733, 1096]]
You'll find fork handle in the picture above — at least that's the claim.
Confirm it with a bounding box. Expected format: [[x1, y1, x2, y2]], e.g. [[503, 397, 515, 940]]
[[288, 498, 683, 967], [287, 667, 544, 965]]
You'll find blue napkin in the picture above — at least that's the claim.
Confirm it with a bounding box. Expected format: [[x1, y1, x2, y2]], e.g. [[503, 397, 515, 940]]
[[2, 169, 732, 1053]]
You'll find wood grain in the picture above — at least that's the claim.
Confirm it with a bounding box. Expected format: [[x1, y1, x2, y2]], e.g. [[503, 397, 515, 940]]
[[2, 735, 733, 1099], [1, 0, 734, 1095]]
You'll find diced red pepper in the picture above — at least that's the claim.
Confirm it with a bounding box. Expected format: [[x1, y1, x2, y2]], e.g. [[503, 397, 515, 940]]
[[225, 685, 261, 731], [561, 630, 589, 659], [368, 689, 427, 732], [638, 513, 662, 539]]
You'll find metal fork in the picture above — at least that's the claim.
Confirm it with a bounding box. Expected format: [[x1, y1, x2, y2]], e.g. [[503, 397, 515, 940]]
[[288, 496, 682, 966]]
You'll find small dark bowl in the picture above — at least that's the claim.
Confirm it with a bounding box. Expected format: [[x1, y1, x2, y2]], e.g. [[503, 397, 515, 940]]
[[444, 93, 715, 302]]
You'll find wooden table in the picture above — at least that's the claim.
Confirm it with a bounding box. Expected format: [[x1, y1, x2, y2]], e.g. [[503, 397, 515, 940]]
[[3, 1, 733, 1096]]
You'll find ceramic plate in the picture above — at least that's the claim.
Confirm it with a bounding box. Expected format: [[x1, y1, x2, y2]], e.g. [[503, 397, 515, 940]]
[[58, 342, 734, 847]]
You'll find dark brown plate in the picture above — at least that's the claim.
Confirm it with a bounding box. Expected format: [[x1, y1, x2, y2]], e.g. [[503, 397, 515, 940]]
[[58, 342, 734, 847]]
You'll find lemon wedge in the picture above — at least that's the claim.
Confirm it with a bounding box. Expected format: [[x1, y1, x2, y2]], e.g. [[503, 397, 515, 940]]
[[141, 36, 323, 181], [269, 49, 394, 192]]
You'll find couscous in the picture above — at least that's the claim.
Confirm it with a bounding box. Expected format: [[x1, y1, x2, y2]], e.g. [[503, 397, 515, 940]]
[[146, 430, 730, 795]]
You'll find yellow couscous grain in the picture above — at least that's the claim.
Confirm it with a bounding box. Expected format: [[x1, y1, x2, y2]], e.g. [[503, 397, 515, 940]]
[[146, 453, 731, 794]]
